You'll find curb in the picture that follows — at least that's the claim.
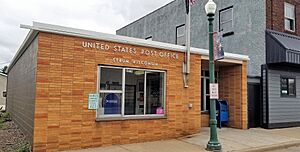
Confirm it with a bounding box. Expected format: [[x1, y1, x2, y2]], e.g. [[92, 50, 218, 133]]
[[235, 140, 300, 152]]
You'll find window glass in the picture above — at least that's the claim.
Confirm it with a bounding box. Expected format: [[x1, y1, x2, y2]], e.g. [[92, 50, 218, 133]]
[[100, 67, 122, 90], [220, 10, 232, 22], [201, 70, 219, 111], [176, 25, 186, 46], [146, 72, 165, 114], [220, 7, 233, 33], [288, 79, 296, 96], [177, 25, 185, 37], [284, 3, 295, 31], [125, 69, 145, 115], [281, 77, 296, 97], [281, 78, 288, 95], [285, 4, 295, 18], [221, 22, 233, 32], [97, 66, 165, 118]]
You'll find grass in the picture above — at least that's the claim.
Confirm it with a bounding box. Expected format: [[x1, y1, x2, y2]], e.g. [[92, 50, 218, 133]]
[[0, 112, 10, 129], [16, 144, 31, 152]]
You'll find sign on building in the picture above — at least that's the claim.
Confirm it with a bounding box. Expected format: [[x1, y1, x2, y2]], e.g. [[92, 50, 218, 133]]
[[88, 93, 99, 110]]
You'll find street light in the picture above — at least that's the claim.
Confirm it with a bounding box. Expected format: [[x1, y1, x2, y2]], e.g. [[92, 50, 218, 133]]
[[205, 0, 222, 151]]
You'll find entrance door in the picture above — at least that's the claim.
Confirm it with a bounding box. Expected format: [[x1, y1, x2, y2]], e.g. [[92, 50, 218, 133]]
[[248, 83, 261, 128]]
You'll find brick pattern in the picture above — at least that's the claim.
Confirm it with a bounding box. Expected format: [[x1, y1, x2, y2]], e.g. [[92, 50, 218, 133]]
[[201, 114, 209, 127], [34, 32, 202, 151], [219, 62, 248, 129], [266, 0, 300, 36], [200, 61, 247, 129]]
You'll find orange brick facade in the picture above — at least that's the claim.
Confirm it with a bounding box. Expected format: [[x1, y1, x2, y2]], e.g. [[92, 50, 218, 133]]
[[219, 63, 248, 129], [201, 61, 248, 129], [34, 32, 202, 151], [32, 32, 247, 151]]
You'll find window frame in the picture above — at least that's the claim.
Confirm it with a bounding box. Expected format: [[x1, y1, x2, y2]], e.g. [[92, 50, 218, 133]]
[[97, 65, 167, 120], [176, 24, 186, 46], [219, 6, 234, 35], [284, 2, 296, 32], [201, 70, 219, 112], [280, 76, 296, 97]]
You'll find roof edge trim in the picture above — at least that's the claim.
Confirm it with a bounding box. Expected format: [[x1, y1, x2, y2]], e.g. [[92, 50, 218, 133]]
[[8, 22, 249, 72]]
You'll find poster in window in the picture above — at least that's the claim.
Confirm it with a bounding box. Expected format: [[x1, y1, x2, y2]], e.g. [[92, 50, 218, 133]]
[[103, 93, 121, 114]]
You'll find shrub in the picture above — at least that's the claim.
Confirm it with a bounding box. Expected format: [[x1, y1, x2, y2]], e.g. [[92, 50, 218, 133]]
[[0, 112, 11, 121], [17, 144, 31, 152]]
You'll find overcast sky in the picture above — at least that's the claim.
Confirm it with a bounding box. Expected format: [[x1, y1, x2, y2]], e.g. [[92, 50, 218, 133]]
[[0, 0, 173, 68]]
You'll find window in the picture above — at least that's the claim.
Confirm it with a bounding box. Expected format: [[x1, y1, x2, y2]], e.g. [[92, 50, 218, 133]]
[[281, 77, 296, 97], [97, 66, 165, 118], [201, 70, 219, 111], [145, 36, 152, 41], [176, 24, 185, 46], [219, 6, 233, 34], [285, 3, 295, 32]]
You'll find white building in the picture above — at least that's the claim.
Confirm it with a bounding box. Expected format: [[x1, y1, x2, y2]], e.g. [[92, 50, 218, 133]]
[[0, 73, 7, 111]]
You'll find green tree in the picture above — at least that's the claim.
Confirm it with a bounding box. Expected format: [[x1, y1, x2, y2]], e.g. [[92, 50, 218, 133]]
[[0, 66, 7, 74]]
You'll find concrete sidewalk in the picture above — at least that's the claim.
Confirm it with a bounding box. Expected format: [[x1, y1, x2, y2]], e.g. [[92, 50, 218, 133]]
[[66, 127, 300, 152]]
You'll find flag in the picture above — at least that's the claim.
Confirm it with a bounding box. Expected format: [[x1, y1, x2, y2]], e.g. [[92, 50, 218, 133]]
[[185, 0, 197, 14], [190, 0, 196, 5]]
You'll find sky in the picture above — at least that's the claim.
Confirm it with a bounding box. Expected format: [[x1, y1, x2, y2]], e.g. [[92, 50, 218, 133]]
[[0, 0, 174, 68]]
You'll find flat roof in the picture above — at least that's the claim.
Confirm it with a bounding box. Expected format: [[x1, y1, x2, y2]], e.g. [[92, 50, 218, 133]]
[[8, 22, 249, 72]]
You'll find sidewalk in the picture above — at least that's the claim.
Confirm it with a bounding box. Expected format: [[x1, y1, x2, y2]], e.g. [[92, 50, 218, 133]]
[[66, 127, 300, 152]]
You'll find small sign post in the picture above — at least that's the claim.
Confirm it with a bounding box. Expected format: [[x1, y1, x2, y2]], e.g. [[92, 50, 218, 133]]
[[88, 93, 99, 110], [210, 83, 219, 99]]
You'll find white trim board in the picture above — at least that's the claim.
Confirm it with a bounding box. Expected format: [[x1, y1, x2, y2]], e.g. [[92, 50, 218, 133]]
[[8, 22, 249, 72]]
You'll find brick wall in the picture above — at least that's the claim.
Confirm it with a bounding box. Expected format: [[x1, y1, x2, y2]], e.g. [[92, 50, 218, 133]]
[[219, 62, 248, 129], [266, 0, 300, 36], [200, 61, 248, 129], [33, 32, 202, 151]]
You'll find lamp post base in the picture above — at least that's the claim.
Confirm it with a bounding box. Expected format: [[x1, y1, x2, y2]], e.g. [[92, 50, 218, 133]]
[[206, 141, 222, 151]]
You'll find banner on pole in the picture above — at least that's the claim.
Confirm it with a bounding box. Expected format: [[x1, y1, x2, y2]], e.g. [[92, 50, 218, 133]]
[[213, 32, 225, 61]]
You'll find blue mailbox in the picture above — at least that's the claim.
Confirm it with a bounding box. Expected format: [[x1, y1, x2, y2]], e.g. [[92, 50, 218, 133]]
[[216, 100, 229, 128]]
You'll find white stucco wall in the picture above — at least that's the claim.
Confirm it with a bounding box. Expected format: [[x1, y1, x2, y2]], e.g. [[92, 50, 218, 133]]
[[0, 74, 7, 110]]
